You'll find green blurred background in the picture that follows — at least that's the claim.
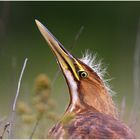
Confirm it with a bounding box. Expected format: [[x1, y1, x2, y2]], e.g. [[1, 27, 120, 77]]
[[0, 1, 140, 138]]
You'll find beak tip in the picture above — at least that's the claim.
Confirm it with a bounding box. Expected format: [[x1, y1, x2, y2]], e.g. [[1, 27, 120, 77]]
[[35, 19, 56, 45], [35, 19, 47, 39], [35, 19, 42, 29], [35, 19, 38, 23]]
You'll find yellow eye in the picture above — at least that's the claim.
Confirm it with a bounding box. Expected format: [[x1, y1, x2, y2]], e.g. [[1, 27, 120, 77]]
[[78, 70, 88, 78]]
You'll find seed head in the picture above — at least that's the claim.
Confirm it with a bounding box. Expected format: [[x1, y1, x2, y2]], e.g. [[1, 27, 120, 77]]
[[17, 101, 31, 115], [35, 102, 46, 113], [34, 74, 51, 94], [21, 114, 35, 124]]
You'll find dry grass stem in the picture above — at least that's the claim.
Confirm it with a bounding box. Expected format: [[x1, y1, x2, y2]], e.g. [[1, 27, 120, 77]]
[[69, 25, 84, 49], [8, 58, 28, 138], [120, 96, 126, 120], [0, 122, 10, 139], [29, 114, 42, 139]]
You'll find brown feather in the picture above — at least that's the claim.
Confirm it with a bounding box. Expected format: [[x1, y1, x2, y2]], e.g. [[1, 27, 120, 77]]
[[48, 109, 135, 139]]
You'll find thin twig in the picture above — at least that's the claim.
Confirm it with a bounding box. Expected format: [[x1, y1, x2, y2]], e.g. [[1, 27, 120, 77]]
[[52, 26, 84, 86], [120, 96, 126, 120], [29, 114, 42, 139], [69, 25, 84, 50], [0, 122, 10, 139], [8, 58, 28, 138]]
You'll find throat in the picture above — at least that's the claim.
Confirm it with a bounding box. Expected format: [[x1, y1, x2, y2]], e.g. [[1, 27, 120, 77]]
[[64, 70, 81, 113]]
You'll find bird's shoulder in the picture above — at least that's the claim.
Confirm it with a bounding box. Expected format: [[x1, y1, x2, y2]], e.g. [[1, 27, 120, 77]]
[[48, 111, 135, 139]]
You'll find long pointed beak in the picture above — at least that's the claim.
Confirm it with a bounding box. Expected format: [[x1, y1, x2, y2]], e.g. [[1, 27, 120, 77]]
[[35, 19, 83, 81]]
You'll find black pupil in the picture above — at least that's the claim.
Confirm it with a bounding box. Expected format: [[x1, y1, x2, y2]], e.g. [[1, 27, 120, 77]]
[[81, 72, 86, 77], [78, 71, 87, 78]]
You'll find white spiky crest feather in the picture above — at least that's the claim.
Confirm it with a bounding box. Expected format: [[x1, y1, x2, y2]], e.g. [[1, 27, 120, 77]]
[[79, 50, 115, 96]]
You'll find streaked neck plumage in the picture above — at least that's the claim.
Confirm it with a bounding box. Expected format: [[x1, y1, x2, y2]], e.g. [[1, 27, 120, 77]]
[[64, 59, 118, 119]]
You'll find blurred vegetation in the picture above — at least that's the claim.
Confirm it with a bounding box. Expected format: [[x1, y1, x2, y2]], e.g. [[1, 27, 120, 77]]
[[0, 1, 140, 138], [16, 74, 59, 138]]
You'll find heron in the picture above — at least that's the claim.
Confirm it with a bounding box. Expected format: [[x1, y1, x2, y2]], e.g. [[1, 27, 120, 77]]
[[35, 20, 135, 139]]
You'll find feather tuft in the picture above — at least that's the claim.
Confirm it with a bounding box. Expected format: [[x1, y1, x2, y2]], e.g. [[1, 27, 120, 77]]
[[79, 50, 115, 96]]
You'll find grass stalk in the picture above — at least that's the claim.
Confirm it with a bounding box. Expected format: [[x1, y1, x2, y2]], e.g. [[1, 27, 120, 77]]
[[8, 58, 28, 138], [29, 114, 42, 139]]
